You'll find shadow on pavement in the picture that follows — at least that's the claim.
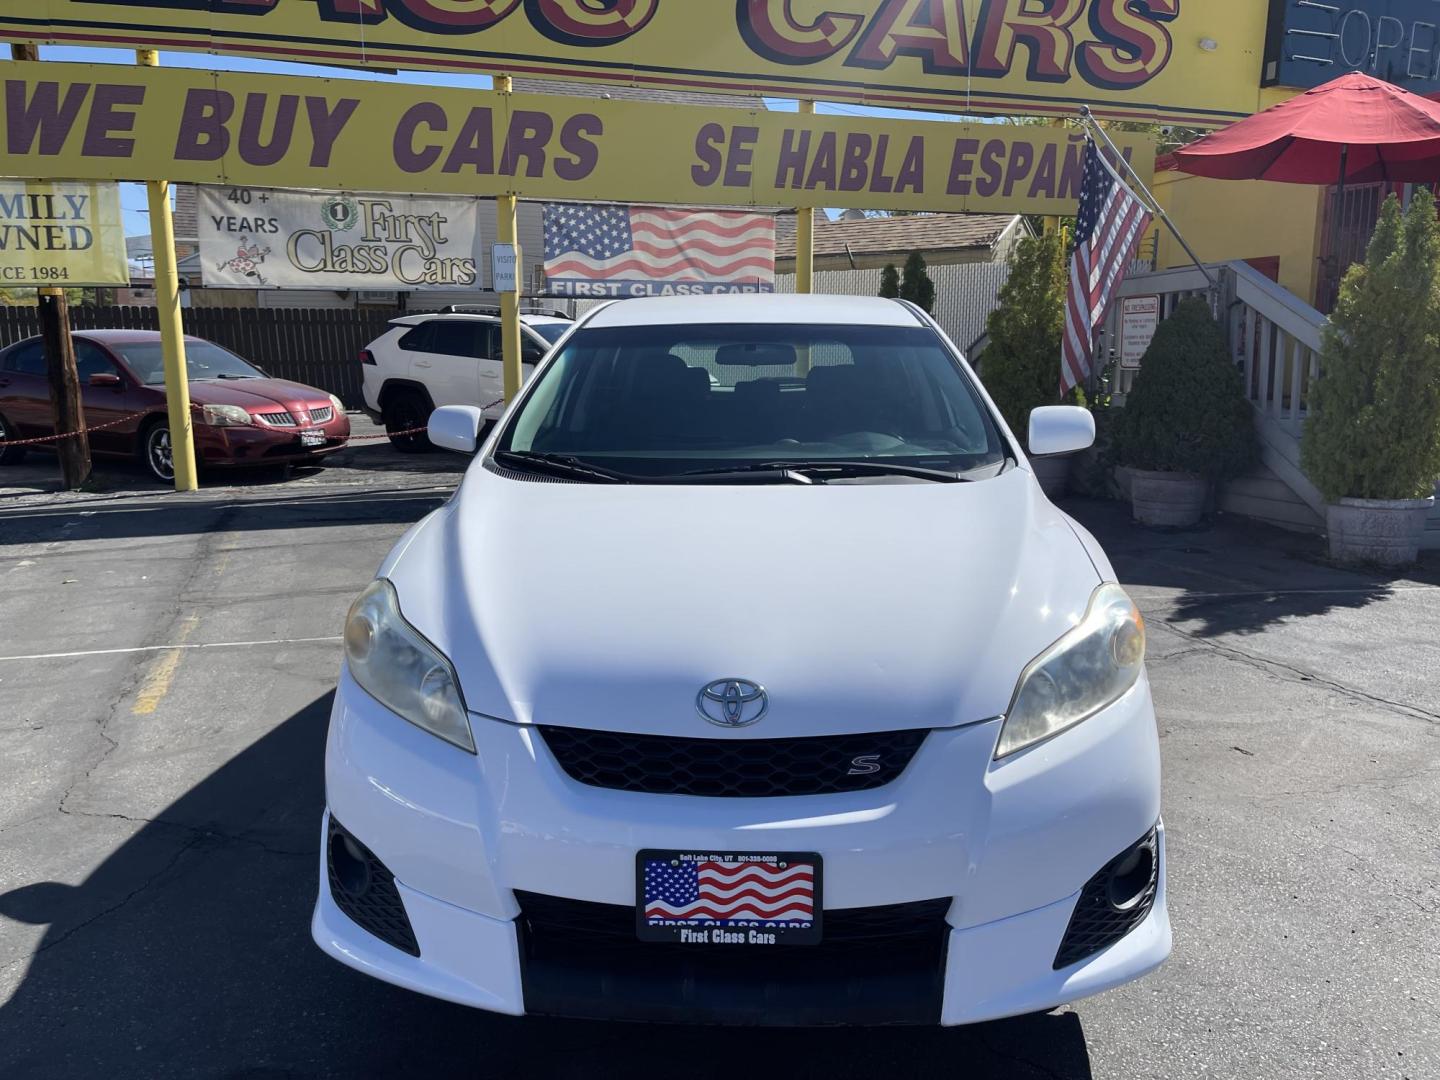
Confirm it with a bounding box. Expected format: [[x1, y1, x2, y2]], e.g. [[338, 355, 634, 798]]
[[0, 692, 1094, 1080], [1062, 496, 1432, 637]]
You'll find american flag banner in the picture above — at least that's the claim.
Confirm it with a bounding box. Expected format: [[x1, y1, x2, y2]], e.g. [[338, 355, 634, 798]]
[[1061, 139, 1154, 395], [543, 204, 775, 297], [643, 856, 815, 927]]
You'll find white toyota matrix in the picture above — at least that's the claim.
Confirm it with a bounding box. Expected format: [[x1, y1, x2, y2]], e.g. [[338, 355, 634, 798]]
[[314, 295, 1169, 1026]]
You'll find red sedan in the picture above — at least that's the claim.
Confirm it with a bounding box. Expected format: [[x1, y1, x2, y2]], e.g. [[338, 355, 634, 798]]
[[0, 330, 351, 483]]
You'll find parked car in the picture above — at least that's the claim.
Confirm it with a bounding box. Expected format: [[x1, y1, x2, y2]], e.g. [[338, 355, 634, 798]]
[[0, 330, 351, 483], [315, 295, 1169, 1027], [359, 307, 572, 451]]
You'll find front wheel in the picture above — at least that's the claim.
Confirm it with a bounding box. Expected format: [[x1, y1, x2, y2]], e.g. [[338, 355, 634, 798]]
[[384, 392, 433, 453], [0, 414, 26, 465], [140, 421, 175, 484]]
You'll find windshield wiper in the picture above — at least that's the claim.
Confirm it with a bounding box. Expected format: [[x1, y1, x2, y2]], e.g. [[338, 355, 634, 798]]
[[681, 460, 971, 484], [492, 450, 632, 484], [210, 373, 261, 380]]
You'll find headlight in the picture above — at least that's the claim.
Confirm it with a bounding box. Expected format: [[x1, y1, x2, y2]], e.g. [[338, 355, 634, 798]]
[[328, 394, 345, 415], [995, 583, 1145, 759], [201, 403, 252, 427], [344, 579, 474, 752]]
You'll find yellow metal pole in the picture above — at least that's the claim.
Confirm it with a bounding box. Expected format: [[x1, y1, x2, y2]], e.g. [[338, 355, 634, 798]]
[[795, 100, 816, 296], [496, 75, 523, 404], [137, 49, 198, 491]]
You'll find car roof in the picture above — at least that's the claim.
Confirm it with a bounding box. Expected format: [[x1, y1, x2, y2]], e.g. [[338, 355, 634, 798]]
[[16, 329, 206, 345], [581, 294, 924, 328], [390, 311, 572, 327]]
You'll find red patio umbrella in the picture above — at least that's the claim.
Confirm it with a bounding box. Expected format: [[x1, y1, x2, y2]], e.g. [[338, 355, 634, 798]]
[[1171, 72, 1440, 185], [1171, 73, 1440, 302]]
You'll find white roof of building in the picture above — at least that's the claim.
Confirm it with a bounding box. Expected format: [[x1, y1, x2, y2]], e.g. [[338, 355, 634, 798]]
[[583, 294, 922, 328]]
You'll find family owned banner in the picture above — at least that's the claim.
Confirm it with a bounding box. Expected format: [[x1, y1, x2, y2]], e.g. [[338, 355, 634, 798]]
[[198, 186, 486, 290], [0, 179, 126, 287]]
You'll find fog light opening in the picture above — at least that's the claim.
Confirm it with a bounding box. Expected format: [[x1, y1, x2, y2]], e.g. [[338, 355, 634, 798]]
[[1106, 838, 1155, 912], [329, 829, 372, 897]]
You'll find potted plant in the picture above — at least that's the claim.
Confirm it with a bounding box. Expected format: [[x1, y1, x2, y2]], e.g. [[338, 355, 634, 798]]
[[1112, 298, 1258, 526], [979, 230, 1076, 496], [1302, 190, 1440, 567]]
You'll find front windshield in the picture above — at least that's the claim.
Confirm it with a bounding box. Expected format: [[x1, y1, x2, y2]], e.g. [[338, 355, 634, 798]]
[[529, 322, 570, 345], [497, 322, 1008, 479], [114, 341, 266, 385]]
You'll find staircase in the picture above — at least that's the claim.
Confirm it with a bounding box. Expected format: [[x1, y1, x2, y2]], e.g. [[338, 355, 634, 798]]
[[1109, 261, 1440, 549]]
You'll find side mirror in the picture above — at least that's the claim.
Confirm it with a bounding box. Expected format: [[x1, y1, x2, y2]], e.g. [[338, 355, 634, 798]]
[[428, 404, 486, 455], [89, 372, 123, 388], [1028, 406, 1095, 457]]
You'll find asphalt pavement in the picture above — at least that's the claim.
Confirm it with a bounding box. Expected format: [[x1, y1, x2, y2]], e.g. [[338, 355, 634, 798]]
[[1, 425, 1436, 1079]]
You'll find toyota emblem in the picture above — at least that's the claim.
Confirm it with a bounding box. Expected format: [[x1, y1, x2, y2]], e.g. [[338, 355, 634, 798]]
[[696, 679, 768, 728]]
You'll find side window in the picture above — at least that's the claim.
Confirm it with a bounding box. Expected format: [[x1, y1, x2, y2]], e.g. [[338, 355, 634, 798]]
[[74, 341, 117, 380], [481, 325, 501, 360], [398, 324, 433, 352], [521, 332, 546, 365], [427, 320, 483, 358], [3, 340, 46, 376]]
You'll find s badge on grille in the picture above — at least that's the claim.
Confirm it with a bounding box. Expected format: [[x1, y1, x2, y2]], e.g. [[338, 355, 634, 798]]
[[697, 679, 768, 728]]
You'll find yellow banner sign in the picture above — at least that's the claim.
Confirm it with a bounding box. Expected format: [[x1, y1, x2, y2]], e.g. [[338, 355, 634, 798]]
[[0, 62, 1152, 217], [0, 179, 127, 287], [0, 1, 1267, 126]]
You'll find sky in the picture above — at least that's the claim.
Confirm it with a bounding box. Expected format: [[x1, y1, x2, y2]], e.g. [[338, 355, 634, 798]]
[[36, 45, 971, 240]]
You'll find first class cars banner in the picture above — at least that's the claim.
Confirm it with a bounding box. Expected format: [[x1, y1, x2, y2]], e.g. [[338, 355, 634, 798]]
[[0, 62, 1153, 217], [0, 179, 126, 287], [0, 0, 1268, 126], [199, 186, 487, 289]]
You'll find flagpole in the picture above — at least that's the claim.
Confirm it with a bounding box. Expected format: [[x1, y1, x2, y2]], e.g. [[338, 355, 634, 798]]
[[1079, 107, 1215, 290]]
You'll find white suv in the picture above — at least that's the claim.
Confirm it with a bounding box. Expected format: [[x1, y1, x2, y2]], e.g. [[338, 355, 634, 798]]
[[360, 307, 572, 450]]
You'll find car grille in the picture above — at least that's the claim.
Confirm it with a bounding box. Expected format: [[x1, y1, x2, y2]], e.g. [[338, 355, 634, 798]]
[[538, 726, 928, 798], [308, 405, 334, 423], [516, 892, 951, 1025], [326, 817, 419, 957], [1053, 826, 1160, 970], [255, 411, 296, 427]]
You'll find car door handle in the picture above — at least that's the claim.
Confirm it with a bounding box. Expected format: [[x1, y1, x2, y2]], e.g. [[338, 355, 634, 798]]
[[414, 360, 433, 368]]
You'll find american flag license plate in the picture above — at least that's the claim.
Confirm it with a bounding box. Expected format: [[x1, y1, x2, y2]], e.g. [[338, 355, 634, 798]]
[[636, 850, 823, 946]]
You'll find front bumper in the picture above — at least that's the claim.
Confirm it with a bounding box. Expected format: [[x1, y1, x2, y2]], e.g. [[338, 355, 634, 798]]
[[313, 669, 1170, 1025], [196, 415, 352, 466]]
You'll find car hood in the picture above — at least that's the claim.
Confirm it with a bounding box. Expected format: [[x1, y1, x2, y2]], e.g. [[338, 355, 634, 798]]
[[384, 466, 1104, 739], [185, 379, 331, 411]]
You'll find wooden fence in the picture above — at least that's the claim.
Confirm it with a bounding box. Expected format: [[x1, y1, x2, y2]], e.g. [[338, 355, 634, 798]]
[[0, 305, 398, 407]]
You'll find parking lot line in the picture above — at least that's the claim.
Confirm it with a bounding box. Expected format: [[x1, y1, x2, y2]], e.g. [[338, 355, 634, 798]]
[[0, 635, 342, 664]]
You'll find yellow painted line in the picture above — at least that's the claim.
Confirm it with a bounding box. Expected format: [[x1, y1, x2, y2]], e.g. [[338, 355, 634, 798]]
[[131, 616, 199, 716]]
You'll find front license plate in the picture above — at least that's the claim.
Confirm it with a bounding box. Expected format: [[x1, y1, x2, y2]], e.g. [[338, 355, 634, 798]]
[[299, 429, 325, 447], [636, 850, 823, 946]]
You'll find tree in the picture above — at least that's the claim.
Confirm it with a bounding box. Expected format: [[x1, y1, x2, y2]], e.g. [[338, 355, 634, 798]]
[[878, 264, 900, 299], [1301, 189, 1440, 501], [1112, 298, 1258, 479], [978, 231, 1067, 438], [899, 251, 935, 313]]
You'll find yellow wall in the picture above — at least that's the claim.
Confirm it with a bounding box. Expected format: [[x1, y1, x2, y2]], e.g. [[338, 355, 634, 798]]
[[1148, 86, 1326, 306], [1151, 170, 1324, 304]]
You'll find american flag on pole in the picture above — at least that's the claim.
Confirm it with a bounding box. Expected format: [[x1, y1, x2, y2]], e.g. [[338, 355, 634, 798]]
[[543, 204, 775, 297], [643, 857, 814, 926], [1061, 139, 1154, 395]]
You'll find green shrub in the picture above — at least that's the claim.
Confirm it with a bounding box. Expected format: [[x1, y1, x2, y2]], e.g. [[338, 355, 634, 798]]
[[1301, 190, 1440, 502], [1113, 297, 1258, 478], [879, 263, 900, 299], [899, 251, 935, 313], [980, 230, 1067, 439]]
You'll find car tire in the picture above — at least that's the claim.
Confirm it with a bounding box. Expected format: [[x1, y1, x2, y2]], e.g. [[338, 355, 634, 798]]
[[139, 418, 175, 484], [384, 391, 433, 453], [0, 413, 26, 465]]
